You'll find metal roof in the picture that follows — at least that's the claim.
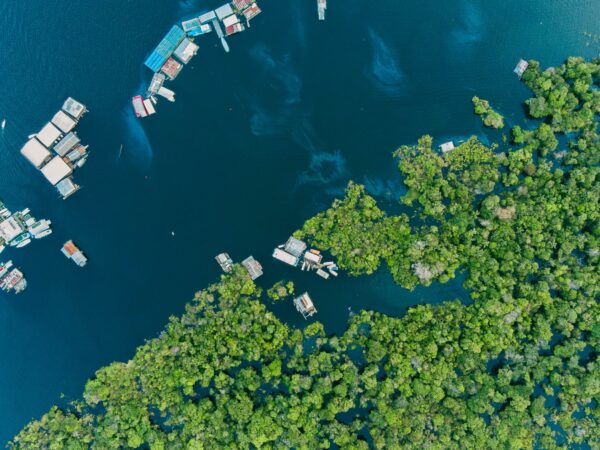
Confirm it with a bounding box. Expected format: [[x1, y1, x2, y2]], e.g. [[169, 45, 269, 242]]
[[272, 248, 299, 266], [51, 110, 77, 133], [215, 4, 234, 20], [62, 97, 86, 119], [40, 156, 72, 185], [199, 11, 217, 23], [144, 25, 186, 73], [21, 138, 51, 168], [54, 132, 80, 156], [284, 237, 307, 257], [173, 38, 199, 64], [56, 178, 79, 198], [37, 122, 62, 147]]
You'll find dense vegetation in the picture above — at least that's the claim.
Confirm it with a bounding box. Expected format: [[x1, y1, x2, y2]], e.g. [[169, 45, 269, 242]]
[[472, 96, 505, 128], [11, 56, 600, 449]]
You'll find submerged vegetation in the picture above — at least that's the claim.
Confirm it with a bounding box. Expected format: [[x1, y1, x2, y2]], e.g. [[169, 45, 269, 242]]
[[11, 57, 600, 449], [472, 96, 505, 128]]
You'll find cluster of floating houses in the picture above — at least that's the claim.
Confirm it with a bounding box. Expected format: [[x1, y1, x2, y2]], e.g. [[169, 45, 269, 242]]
[[132, 0, 262, 119], [20, 98, 89, 199], [0, 200, 52, 254], [214, 235, 337, 319], [215, 252, 264, 280], [0, 261, 27, 294], [272, 236, 338, 279]]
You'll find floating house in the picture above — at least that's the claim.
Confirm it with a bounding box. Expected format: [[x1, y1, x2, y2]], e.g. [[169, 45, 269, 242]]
[[173, 38, 199, 64], [55, 178, 80, 199], [41, 156, 73, 186], [157, 86, 176, 102], [62, 97, 87, 120], [440, 141, 455, 153], [215, 253, 234, 273], [294, 292, 317, 319], [303, 250, 323, 268], [273, 248, 299, 266], [215, 4, 235, 20], [54, 132, 80, 157], [199, 11, 217, 23], [36, 122, 62, 148], [51, 110, 77, 133], [284, 237, 307, 257], [144, 25, 186, 73], [161, 57, 183, 80], [223, 15, 245, 36], [272, 236, 307, 267], [61, 240, 88, 267], [21, 138, 51, 168], [242, 4, 262, 22], [182, 18, 212, 37], [514, 59, 529, 78], [148, 73, 166, 96], [0, 261, 27, 294], [242, 256, 263, 280], [19, 98, 88, 199]]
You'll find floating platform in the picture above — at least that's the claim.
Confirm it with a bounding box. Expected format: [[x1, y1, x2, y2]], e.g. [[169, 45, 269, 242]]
[[61, 240, 87, 267], [242, 256, 263, 280], [215, 252, 234, 273], [294, 292, 317, 319], [440, 141, 455, 153], [514, 58, 529, 78]]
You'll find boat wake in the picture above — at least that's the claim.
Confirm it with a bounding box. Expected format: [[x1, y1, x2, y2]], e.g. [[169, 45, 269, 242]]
[[121, 104, 153, 169], [449, 0, 484, 50], [365, 28, 405, 95]]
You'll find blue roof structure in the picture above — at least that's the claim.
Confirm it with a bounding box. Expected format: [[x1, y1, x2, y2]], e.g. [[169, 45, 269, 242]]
[[144, 25, 186, 72]]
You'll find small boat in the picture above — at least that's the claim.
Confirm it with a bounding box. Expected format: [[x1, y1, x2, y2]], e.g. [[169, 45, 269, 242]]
[[1, 119, 5, 130], [10, 233, 31, 248], [0, 245, 5, 254], [15, 237, 32, 248], [32, 228, 52, 239]]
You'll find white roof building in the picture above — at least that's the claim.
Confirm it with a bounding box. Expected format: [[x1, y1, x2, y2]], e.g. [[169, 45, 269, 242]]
[[62, 97, 86, 120], [37, 122, 62, 147], [215, 4, 234, 20], [21, 138, 51, 168], [0, 217, 25, 242], [272, 248, 299, 266], [223, 14, 240, 27], [51, 111, 77, 133], [440, 141, 455, 153], [173, 38, 199, 64], [40, 156, 72, 185]]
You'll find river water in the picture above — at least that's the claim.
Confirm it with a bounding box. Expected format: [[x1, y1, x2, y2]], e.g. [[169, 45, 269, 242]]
[[0, 0, 597, 443]]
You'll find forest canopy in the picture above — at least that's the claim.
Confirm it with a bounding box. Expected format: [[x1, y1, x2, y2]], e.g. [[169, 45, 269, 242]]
[[11, 57, 600, 449]]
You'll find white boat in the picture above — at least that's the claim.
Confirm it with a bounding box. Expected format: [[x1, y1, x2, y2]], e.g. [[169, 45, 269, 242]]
[[1, 119, 5, 130], [0, 245, 5, 254], [32, 228, 52, 239], [15, 238, 32, 248]]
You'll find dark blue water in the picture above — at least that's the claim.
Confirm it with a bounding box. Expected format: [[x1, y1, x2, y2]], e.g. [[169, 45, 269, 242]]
[[0, 0, 598, 443]]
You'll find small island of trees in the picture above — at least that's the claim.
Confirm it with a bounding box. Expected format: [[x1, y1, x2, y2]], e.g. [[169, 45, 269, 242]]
[[472, 96, 505, 128]]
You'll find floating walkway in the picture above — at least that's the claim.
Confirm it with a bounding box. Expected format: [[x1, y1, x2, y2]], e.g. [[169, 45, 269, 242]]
[[20, 98, 89, 199], [133, 1, 262, 119]]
